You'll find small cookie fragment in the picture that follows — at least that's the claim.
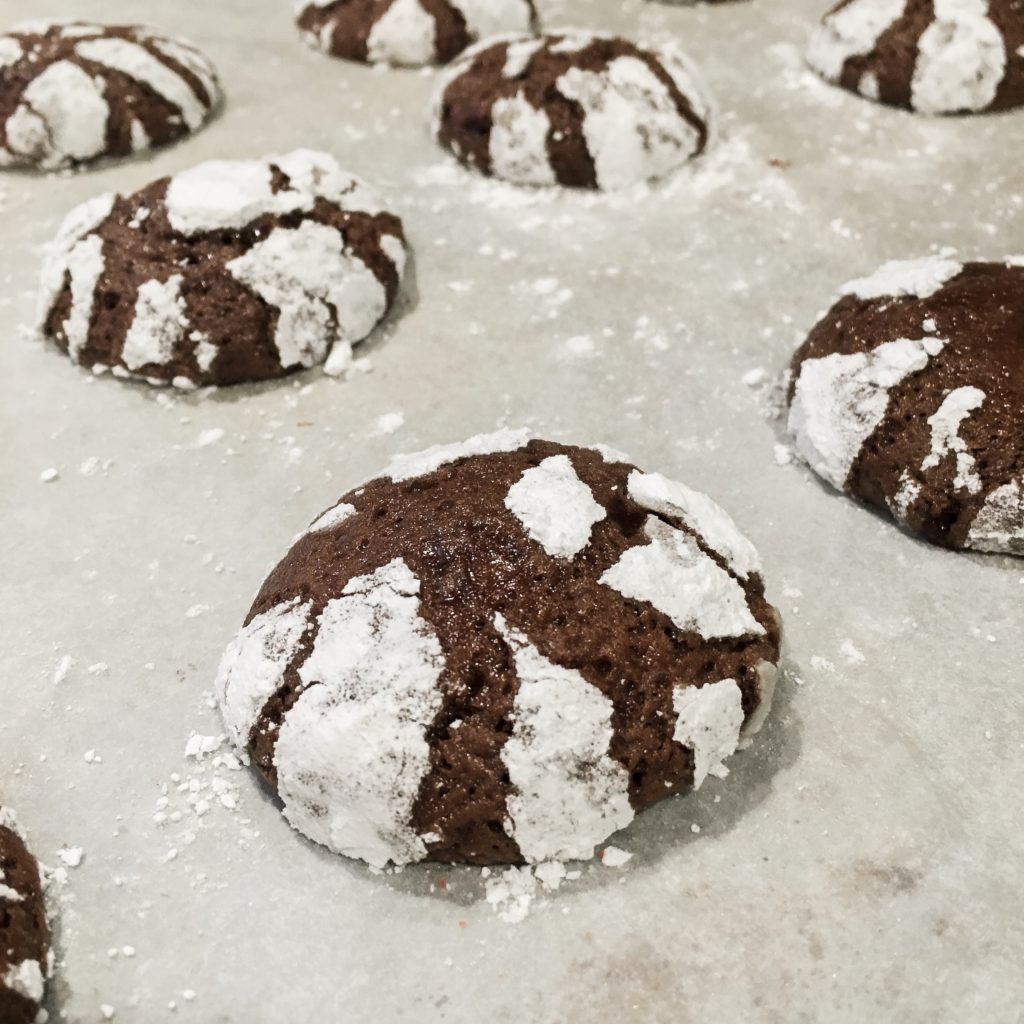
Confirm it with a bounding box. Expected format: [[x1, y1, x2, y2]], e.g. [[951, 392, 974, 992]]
[[37, 149, 407, 388], [0, 809, 52, 1024], [806, 0, 1024, 114], [216, 433, 781, 867], [0, 20, 221, 170], [432, 30, 711, 190], [787, 256, 1024, 554], [296, 0, 538, 67]]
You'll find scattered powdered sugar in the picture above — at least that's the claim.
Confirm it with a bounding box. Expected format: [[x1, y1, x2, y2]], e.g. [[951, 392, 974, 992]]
[[482, 861, 581, 923], [626, 470, 762, 579], [600, 516, 764, 640], [966, 480, 1024, 553], [504, 454, 606, 559], [275, 559, 445, 868], [600, 845, 633, 867], [672, 679, 745, 789], [215, 597, 312, 748], [495, 615, 633, 863], [921, 386, 986, 493], [383, 427, 530, 482], [788, 336, 946, 490], [841, 255, 963, 300], [911, 0, 1006, 113]]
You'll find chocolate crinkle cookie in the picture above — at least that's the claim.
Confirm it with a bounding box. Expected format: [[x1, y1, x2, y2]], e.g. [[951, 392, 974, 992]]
[[36, 149, 407, 389], [0, 809, 52, 1024], [432, 30, 711, 190], [296, 0, 538, 67], [788, 256, 1024, 555], [216, 432, 782, 868], [0, 20, 221, 170], [806, 0, 1024, 114]]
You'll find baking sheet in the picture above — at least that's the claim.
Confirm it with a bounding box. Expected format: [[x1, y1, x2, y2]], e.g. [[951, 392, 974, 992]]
[[2, 0, 1023, 1020]]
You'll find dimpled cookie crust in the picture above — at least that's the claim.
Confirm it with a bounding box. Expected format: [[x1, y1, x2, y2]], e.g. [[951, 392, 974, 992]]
[[0, 20, 221, 170], [215, 432, 782, 868], [806, 0, 1024, 114], [36, 149, 407, 389], [788, 256, 1024, 554], [431, 30, 711, 190], [296, 0, 538, 67], [0, 809, 51, 1024]]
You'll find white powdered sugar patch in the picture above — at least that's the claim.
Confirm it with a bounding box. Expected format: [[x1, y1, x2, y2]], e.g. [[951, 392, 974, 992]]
[[0, 37, 23, 68], [490, 95, 558, 187], [921, 386, 986, 493], [482, 861, 580, 923], [788, 336, 946, 490], [3, 59, 108, 168], [227, 221, 388, 368], [120, 276, 188, 372], [366, 0, 436, 65], [911, 0, 1006, 113], [275, 559, 445, 868], [502, 36, 544, 76], [215, 597, 312, 749], [627, 470, 761, 579], [672, 679, 745, 788], [806, 0, 906, 81], [74, 37, 210, 129], [384, 427, 530, 482], [299, 502, 357, 539], [842, 255, 963, 300], [890, 469, 922, 521], [967, 480, 1024, 553], [165, 160, 305, 235], [495, 615, 633, 863], [504, 454, 605, 559], [3, 959, 45, 1002], [556, 56, 704, 191], [601, 517, 764, 640], [62, 235, 106, 359]]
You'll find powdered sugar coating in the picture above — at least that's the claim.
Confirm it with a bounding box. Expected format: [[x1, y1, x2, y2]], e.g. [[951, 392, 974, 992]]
[[921, 386, 986, 493], [2, 959, 45, 1002], [297, 0, 535, 67], [806, 0, 1019, 113], [434, 30, 712, 190], [627, 470, 761, 579], [38, 151, 405, 387], [496, 615, 634, 863], [842, 256, 964, 300], [275, 559, 446, 868], [504, 454, 606, 558], [788, 336, 946, 490], [556, 56, 703, 191], [384, 427, 531, 482], [227, 220, 388, 370], [0, 21, 221, 169], [600, 516, 765, 640], [911, 0, 1007, 113], [215, 598, 313, 749], [301, 502, 357, 538], [672, 678, 745, 789]]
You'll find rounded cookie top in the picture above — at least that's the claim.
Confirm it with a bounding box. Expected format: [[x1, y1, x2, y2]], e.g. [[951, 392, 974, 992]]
[[787, 256, 1024, 555], [432, 30, 711, 190], [215, 432, 781, 868], [0, 20, 221, 170], [37, 149, 407, 389], [296, 0, 538, 67], [0, 809, 51, 1024], [806, 0, 1024, 114]]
